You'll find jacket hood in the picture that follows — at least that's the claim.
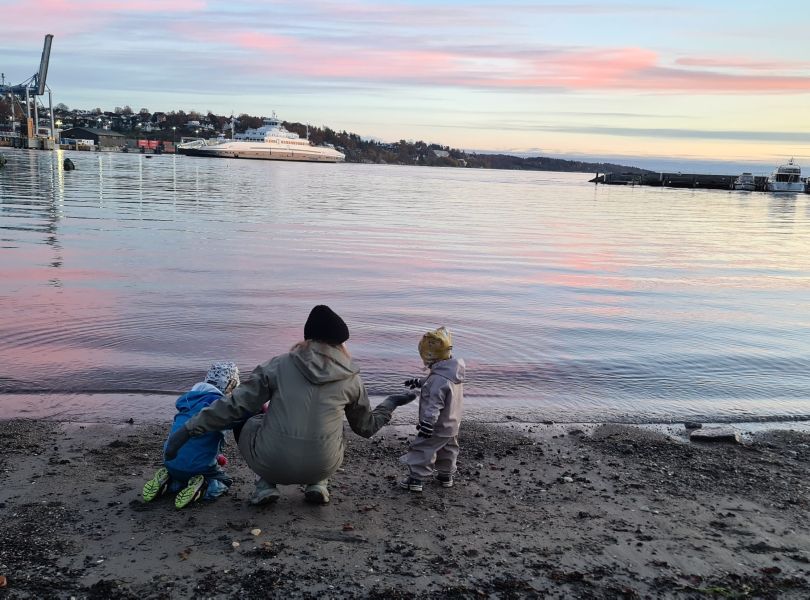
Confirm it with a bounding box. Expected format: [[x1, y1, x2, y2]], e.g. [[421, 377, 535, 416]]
[[292, 341, 359, 385], [431, 357, 465, 384], [175, 383, 223, 413]]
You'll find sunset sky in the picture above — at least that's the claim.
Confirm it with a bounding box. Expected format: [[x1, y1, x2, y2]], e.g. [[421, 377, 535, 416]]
[[2, 0, 809, 171]]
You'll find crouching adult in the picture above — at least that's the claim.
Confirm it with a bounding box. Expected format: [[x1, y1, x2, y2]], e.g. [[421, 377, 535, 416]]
[[164, 305, 414, 505]]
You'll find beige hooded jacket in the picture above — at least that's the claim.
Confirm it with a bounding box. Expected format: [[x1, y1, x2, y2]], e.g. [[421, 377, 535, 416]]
[[185, 341, 393, 484]]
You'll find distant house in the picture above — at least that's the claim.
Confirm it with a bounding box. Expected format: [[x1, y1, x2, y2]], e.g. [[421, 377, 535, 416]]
[[433, 149, 450, 158], [58, 127, 126, 149]]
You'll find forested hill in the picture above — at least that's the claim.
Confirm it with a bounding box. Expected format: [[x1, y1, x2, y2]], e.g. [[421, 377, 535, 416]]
[[463, 153, 651, 174], [283, 121, 650, 174]]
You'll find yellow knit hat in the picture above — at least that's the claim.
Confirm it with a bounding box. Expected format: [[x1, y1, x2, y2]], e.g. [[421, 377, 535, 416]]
[[418, 327, 453, 366]]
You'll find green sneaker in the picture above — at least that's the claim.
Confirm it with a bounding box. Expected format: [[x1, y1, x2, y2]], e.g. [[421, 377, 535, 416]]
[[142, 467, 170, 502], [175, 474, 207, 509]]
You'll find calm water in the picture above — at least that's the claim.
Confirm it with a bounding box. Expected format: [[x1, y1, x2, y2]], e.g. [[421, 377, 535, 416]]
[[1, 148, 809, 423]]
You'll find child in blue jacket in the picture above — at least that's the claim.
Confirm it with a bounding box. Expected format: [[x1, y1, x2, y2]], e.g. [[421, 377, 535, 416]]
[[142, 361, 240, 509]]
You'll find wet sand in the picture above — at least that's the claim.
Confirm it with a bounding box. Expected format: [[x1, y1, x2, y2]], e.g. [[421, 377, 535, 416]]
[[1, 418, 809, 599]]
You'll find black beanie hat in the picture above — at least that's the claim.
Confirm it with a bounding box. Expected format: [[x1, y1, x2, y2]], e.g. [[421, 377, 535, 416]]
[[304, 305, 350, 345]]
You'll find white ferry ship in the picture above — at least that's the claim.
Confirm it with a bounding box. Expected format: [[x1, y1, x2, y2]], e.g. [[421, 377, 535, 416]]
[[177, 113, 345, 163], [765, 158, 803, 193]]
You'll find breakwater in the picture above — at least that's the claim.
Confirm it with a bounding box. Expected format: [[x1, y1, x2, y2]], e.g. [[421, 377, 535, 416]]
[[592, 172, 773, 191]]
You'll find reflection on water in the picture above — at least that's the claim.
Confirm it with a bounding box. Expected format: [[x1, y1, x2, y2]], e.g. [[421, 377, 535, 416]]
[[1, 149, 810, 423], [767, 195, 797, 224]]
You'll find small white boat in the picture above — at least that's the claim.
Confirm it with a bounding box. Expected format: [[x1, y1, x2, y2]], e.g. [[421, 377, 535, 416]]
[[765, 158, 803, 193], [177, 113, 345, 163], [732, 172, 756, 191]]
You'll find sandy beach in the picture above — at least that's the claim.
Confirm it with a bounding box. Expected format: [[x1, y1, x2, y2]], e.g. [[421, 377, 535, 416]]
[[1, 418, 809, 599]]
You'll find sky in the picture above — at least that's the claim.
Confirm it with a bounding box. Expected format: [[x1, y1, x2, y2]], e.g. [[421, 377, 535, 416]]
[[2, 0, 809, 172]]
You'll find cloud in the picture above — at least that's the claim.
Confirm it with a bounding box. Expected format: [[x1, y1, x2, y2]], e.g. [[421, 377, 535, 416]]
[[544, 125, 810, 143], [262, 0, 678, 29], [426, 121, 809, 144], [154, 3, 810, 95], [676, 56, 810, 71], [4, 0, 810, 99], [208, 29, 810, 94], [1, 0, 206, 40]]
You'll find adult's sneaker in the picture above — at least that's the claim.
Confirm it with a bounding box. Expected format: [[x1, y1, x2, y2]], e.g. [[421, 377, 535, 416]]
[[304, 480, 330, 505], [142, 467, 170, 502], [398, 476, 424, 493], [175, 474, 206, 509], [249, 478, 281, 506]]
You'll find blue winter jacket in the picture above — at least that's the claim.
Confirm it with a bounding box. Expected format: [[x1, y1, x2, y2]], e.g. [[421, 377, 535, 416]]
[[163, 383, 226, 475]]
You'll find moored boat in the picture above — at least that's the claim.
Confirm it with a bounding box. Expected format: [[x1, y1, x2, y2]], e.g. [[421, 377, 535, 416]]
[[765, 158, 803, 193], [732, 172, 756, 191], [177, 113, 345, 163]]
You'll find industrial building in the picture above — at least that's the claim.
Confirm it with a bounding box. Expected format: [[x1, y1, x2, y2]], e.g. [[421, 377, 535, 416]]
[[59, 127, 126, 150]]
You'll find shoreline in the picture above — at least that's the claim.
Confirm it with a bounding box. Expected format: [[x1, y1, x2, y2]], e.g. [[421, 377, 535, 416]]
[[1, 419, 808, 598], [3, 392, 810, 428]]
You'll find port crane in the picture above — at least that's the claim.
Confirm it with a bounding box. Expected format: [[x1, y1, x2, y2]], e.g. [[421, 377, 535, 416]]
[[1, 34, 56, 148]]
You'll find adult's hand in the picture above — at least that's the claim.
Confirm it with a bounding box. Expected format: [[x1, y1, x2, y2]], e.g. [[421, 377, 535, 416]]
[[403, 378, 422, 389], [389, 392, 417, 406], [379, 392, 417, 411], [164, 427, 191, 460]]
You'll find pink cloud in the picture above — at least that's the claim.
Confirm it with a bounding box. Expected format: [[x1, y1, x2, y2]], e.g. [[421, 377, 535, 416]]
[[627, 66, 810, 93], [232, 31, 292, 52], [210, 29, 460, 82], [300, 49, 459, 81], [676, 56, 810, 71], [2, 0, 206, 40], [525, 48, 660, 89], [6, 1, 809, 96], [218, 32, 810, 94]]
